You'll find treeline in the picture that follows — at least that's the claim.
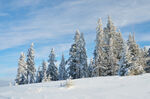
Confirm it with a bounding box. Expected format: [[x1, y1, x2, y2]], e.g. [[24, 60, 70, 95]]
[[15, 16, 150, 85]]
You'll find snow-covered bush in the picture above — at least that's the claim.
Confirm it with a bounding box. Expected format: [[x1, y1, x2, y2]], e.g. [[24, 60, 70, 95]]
[[60, 77, 73, 88], [65, 78, 73, 88]]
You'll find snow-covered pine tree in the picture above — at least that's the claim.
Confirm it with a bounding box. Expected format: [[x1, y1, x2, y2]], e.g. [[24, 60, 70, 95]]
[[27, 43, 36, 84], [103, 16, 117, 46], [94, 16, 123, 76], [118, 42, 132, 76], [93, 18, 105, 76], [59, 54, 67, 80], [74, 30, 82, 78], [79, 33, 88, 78], [42, 65, 51, 82], [15, 52, 27, 85], [42, 70, 49, 82], [127, 33, 145, 75], [139, 48, 147, 69], [107, 37, 118, 75], [42, 60, 47, 75], [47, 48, 58, 81], [67, 30, 80, 79], [103, 16, 124, 75], [67, 43, 79, 79], [114, 29, 124, 59], [41, 60, 49, 82], [128, 61, 145, 76], [36, 66, 42, 83]]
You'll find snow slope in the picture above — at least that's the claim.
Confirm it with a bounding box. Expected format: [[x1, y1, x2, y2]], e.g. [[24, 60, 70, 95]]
[[0, 74, 150, 99]]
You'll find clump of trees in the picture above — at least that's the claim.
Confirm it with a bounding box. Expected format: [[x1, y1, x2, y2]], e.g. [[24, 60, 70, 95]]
[[15, 16, 150, 85]]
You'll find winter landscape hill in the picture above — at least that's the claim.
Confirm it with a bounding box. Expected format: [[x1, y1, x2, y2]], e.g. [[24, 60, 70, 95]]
[[0, 74, 150, 99]]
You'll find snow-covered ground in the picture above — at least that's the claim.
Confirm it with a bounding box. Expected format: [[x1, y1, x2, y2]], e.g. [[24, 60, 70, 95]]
[[0, 74, 150, 99]]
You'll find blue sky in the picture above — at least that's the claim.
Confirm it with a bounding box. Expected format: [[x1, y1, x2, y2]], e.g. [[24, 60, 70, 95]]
[[0, 0, 150, 81]]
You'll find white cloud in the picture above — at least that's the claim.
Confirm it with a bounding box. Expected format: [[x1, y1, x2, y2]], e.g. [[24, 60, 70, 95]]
[[0, 0, 150, 50]]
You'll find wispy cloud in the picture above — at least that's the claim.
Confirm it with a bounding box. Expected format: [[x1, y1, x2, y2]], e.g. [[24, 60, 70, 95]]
[[0, 0, 150, 50]]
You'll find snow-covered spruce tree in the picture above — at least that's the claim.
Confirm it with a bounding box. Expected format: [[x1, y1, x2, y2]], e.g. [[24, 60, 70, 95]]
[[15, 52, 27, 85], [67, 43, 79, 79], [139, 48, 147, 69], [42, 60, 47, 75], [93, 16, 124, 76], [41, 60, 49, 82], [67, 30, 88, 79], [59, 54, 67, 80], [115, 29, 124, 59], [26, 43, 36, 84], [47, 48, 58, 81], [93, 18, 105, 76], [127, 33, 145, 75], [42, 73, 51, 82], [118, 42, 132, 76], [42, 70, 49, 82], [78, 33, 88, 78], [107, 37, 118, 75], [67, 30, 80, 79], [36, 66, 42, 83], [103, 16, 124, 74]]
